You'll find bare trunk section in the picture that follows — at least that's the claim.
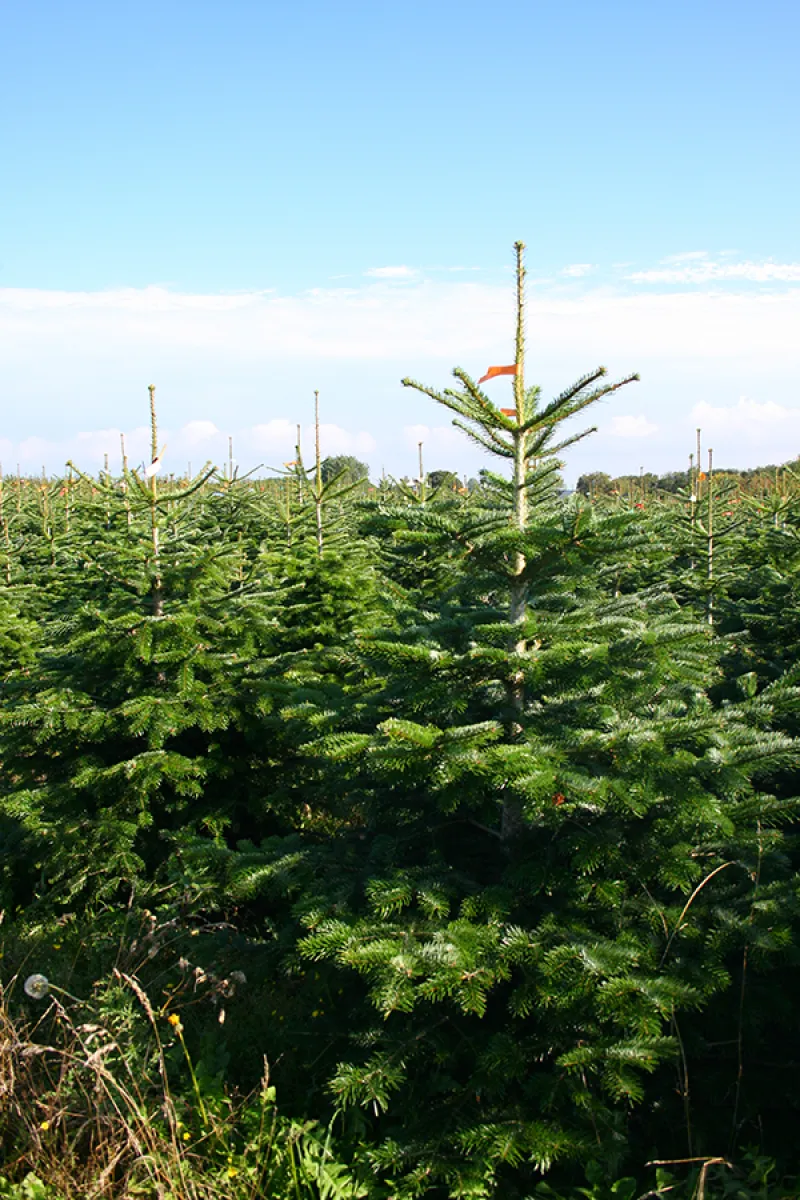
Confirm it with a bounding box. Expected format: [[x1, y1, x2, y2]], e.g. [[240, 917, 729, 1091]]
[[502, 241, 529, 842], [65, 465, 72, 538], [148, 385, 163, 619], [314, 391, 323, 557], [0, 466, 9, 585], [120, 433, 131, 529], [707, 447, 714, 626]]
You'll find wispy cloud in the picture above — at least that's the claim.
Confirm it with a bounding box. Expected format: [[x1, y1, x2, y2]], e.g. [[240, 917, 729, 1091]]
[[425, 265, 482, 273], [690, 397, 800, 450], [403, 424, 465, 457], [250, 419, 375, 459], [2, 269, 800, 478], [609, 415, 659, 438], [627, 260, 800, 284], [4, 275, 798, 372], [183, 419, 221, 444], [3, 419, 375, 475], [364, 266, 417, 279], [660, 251, 710, 264], [562, 263, 595, 278], [0, 279, 514, 363]]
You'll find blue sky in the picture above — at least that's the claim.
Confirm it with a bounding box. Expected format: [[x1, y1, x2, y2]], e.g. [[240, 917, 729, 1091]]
[[2, 0, 799, 482]]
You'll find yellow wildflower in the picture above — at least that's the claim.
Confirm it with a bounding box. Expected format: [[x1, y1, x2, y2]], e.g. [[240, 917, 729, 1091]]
[[39, 1119, 50, 1131]]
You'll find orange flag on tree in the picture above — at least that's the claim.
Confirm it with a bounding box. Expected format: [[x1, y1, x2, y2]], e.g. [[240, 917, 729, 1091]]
[[478, 364, 517, 385]]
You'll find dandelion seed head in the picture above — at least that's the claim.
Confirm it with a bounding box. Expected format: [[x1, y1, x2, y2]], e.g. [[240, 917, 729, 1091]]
[[24, 974, 50, 1000]]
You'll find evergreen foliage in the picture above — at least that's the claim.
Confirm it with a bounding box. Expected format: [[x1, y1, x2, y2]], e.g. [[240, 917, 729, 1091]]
[[1, 248, 799, 1197]]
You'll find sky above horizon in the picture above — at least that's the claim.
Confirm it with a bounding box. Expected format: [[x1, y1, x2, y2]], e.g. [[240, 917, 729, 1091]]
[[2, 0, 799, 483]]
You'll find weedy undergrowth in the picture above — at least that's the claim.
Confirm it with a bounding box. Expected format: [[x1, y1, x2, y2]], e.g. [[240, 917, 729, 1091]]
[[0, 971, 364, 1199]]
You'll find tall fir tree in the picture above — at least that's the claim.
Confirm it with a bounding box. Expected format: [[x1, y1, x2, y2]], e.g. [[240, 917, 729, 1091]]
[[192, 245, 800, 1196]]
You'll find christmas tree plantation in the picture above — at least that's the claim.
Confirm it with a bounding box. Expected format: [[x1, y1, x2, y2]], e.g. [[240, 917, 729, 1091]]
[[1, 248, 799, 1199]]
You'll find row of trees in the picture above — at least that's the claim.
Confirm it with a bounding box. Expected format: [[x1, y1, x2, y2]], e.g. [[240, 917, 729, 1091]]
[[2, 246, 799, 1197], [576, 464, 796, 501]]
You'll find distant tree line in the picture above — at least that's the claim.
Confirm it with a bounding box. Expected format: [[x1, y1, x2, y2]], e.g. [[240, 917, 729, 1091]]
[[577, 461, 796, 499]]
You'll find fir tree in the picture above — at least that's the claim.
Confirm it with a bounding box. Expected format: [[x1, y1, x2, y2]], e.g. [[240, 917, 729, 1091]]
[[198, 245, 800, 1195]]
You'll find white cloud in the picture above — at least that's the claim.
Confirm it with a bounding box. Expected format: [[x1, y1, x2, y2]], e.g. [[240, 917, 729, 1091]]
[[403, 424, 467, 458], [249, 419, 300, 457], [11, 427, 152, 473], [2, 268, 800, 480], [230, 420, 375, 467], [0, 285, 264, 313], [183, 419, 221, 444], [0, 278, 513, 362], [660, 251, 710, 264], [4, 277, 798, 378], [318, 422, 376, 455], [364, 266, 417, 279], [628, 260, 800, 284], [3, 419, 375, 475], [562, 263, 595, 277], [690, 397, 800, 452], [609, 415, 659, 438]]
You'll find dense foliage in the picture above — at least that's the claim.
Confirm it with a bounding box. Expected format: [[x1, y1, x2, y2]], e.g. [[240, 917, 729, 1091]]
[[2, 251, 800, 1197]]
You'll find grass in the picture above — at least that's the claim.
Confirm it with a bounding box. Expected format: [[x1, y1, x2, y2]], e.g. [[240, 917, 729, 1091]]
[[0, 970, 362, 1199]]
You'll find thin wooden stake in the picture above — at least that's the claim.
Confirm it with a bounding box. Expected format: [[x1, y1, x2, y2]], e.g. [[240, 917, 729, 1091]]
[[120, 433, 131, 528], [148, 385, 163, 617], [503, 240, 528, 842], [0, 465, 6, 586], [314, 390, 323, 556], [707, 448, 714, 626], [65, 464, 72, 536]]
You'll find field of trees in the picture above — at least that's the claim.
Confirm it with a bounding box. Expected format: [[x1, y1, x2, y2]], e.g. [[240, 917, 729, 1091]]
[[2, 248, 800, 1199]]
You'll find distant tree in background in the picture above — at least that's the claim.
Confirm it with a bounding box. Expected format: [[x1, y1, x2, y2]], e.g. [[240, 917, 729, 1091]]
[[576, 470, 613, 496], [320, 455, 369, 484], [656, 469, 690, 494], [428, 468, 460, 491]]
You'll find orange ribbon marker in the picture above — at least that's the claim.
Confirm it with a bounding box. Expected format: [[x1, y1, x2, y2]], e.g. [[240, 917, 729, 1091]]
[[478, 364, 518, 385]]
